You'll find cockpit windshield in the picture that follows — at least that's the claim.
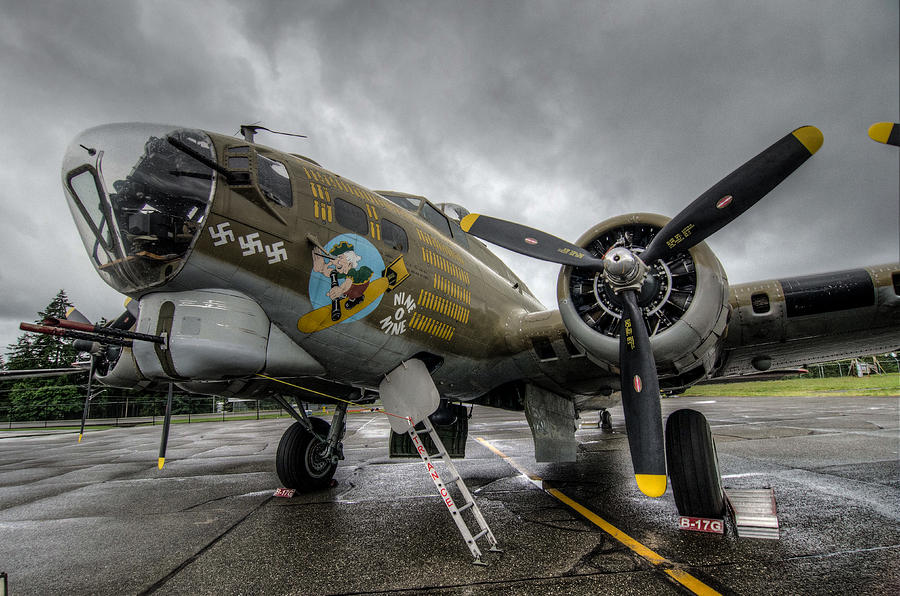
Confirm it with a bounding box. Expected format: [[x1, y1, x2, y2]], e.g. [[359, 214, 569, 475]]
[[379, 192, 422, 212], [62, 123, 216, 293]]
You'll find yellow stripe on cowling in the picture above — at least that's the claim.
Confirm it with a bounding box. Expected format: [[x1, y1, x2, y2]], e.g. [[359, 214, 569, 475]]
[[792, 125, 823, 155], [635, 474, 667, 498], [158, 457, 166, 470], [459, 213, 480, 232], [868, 122, 895, 144]]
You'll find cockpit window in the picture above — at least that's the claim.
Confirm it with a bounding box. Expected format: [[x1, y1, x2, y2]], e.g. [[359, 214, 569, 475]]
[[257, 154, 292, 207], [421, 202, 452, 237], [438, 203, 470, 222], [381, 193, 422, 212]]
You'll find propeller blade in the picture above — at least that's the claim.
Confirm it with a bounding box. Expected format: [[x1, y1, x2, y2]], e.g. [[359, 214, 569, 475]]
[[618, 290, 667, 497], [124, 297, 139, 318], [158, 383, 174, 469], [868, 122, 900, 147], [460, 213, 606, 271], [65, 307, 91, 325], [642, 125, 823, 263]]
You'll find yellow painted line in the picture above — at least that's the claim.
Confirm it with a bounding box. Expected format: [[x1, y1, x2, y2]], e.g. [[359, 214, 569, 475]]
[[475, 437, 721, 596]]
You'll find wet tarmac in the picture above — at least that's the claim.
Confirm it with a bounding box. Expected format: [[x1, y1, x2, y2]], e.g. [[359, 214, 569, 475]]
[[0, 394, 897, 595]]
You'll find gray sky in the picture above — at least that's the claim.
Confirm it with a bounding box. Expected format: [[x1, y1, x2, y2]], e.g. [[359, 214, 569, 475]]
[[1, 0, 897, 356]]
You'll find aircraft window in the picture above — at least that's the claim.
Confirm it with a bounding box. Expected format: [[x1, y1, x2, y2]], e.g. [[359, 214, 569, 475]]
[[66, 167, 115, 265], [227, 156, 250, 170], [381, 219, 408, 252], [257, 155, 292, 207], [333, 197, 368, 234], [448, 219, 469, 249], [751, 293, 770, 314], [421, 203, 452, 237], [438, 202, 470, 222], [227, 146, 250, 155], [382, 193, 422, 212], [68, 169, 110, 244], [893, 272, 900, 297]]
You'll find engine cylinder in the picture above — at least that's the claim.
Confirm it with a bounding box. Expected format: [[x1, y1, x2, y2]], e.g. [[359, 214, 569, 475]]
[[557, 213, 729, 377]]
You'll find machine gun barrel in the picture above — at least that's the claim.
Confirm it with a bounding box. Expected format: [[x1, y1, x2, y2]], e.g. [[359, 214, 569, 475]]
[[42, 318, 165, 344], [20, 322, 134, 348]]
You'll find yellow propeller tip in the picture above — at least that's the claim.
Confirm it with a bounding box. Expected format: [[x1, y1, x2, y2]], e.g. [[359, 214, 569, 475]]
[[635, 474, 667, 497], [157, 457, 166, 470], [77, 433, 83, 443], [792, 126, 824, 155], [459, 213, 479, 233], [868, 122, 895, 144]]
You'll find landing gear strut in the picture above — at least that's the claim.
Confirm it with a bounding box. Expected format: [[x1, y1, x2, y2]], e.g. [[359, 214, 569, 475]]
[[665, 408, 725, 518], [276, 403, 347, 490], [599, 409, 613, 431]]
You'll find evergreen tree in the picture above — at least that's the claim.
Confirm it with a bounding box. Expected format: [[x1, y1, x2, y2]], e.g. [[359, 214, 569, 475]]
[[4, 333, 39, 370], [34, 289, 78, 368], [2, 290, 84, 421]]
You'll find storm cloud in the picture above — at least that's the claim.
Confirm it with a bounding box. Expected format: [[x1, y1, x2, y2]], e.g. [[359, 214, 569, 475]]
[[0, 0, 897, 352]]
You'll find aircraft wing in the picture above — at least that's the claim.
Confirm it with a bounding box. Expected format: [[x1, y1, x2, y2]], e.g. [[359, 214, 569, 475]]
[[716, 263, 900, 376]]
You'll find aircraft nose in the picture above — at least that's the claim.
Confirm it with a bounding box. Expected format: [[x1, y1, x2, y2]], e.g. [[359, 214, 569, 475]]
[[61, 123, 218, 292]]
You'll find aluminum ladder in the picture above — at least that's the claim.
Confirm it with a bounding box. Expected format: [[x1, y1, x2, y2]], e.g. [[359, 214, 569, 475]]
[[408, 417, 501, 565]]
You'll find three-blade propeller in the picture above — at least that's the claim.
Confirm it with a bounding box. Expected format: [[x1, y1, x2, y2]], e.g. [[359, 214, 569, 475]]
[[463, 126, 823, 497]]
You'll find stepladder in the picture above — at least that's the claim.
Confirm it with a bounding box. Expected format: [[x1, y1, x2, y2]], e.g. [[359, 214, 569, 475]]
[[407, 417, 501, 565]]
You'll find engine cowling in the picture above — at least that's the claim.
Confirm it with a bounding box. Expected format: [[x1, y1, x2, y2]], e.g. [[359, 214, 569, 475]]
[[557, 213, 730, 383]]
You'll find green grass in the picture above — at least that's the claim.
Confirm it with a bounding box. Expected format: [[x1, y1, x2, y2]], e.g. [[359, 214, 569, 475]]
[[680, 373, 900, 397]]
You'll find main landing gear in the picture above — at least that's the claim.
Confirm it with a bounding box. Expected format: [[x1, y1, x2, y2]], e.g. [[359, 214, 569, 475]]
[[276, 402, 348, 490], [665, 408, 725, 518]]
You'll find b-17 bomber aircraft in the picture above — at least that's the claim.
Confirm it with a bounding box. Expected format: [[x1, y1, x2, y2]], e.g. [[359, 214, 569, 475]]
[[25, 121, 900, 526]]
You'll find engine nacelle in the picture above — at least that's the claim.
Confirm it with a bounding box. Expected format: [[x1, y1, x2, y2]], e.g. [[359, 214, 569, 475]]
[[96, 346, 152, 389], [557, 213, 730, 382]]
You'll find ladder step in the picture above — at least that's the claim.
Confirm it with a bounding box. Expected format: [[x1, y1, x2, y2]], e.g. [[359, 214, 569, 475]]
[[473, 529, 489, 541], [457, 501, 474, 513]]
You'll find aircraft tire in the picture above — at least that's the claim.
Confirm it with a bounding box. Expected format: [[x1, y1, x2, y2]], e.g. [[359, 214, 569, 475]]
[[276, 418, 337, 490], [665, 408, 725, 518]]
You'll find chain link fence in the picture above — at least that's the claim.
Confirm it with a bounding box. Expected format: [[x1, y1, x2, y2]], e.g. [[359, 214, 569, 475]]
[[0, 394, 295, 429]]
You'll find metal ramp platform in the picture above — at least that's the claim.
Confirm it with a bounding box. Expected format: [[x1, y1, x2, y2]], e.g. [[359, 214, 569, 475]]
[[725, 488, 779, 539], [408, 417, 501, 565]]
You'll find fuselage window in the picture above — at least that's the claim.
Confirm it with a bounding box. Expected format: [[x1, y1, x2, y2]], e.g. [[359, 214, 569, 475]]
[[257, 155, 293, 207], [381, 219, 408, 252], [333, 197, 369, 235], [751, 292, 771, 314], [421, 203, 452, 238]]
